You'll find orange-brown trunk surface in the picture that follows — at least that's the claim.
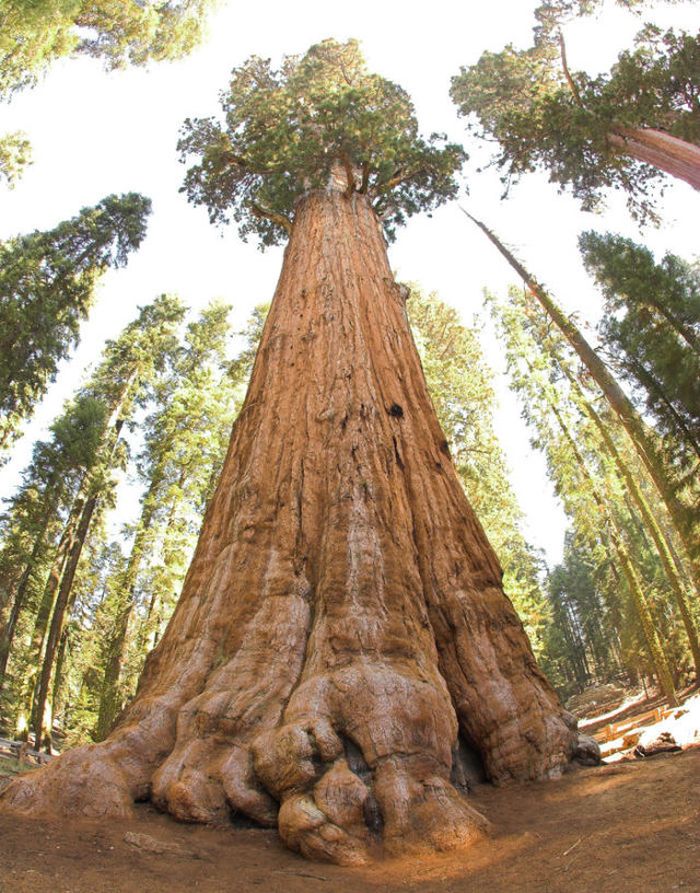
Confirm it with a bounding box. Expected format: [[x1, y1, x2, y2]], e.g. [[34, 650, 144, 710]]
[[0, 187, 582, 864], [609, 127, 700, 191]]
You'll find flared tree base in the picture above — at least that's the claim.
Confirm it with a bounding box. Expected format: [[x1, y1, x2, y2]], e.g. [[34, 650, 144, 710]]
[[1, 189, 597, 864]]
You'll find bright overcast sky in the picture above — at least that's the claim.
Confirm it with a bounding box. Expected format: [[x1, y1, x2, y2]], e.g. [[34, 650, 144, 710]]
[[0, 0, 698, 565]]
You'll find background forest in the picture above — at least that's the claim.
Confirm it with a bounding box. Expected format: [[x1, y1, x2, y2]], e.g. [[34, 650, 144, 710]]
[[0, 0, 698, 750]]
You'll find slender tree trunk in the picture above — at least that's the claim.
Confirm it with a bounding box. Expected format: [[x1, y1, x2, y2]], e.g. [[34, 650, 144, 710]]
[[0, 523, 52, 680], [622, 355, 700, 461], [543, 387, 678, 705], [1, 187, 584, 864], [32, 495, 98, 750], [559, 362, 700, 676], [96, 468, 164, 740], [48, 626, 70, 749], [562, 600, 590, 685], [465, 211, 700, 587], [644, 299, 700, 356], [608, 127, 700, 192], [13, 501, 84, 734]]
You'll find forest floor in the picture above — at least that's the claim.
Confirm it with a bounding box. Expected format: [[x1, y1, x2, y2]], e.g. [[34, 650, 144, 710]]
[[0, 743, 698, 893]]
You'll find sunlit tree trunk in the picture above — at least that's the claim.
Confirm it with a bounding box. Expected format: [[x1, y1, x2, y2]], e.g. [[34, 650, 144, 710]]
[[608, 127, 700, 192], [543, 384, 678, 706], [559, 363, 700, 676], [0, 187, 583, 864], [466, 212, 700, 592], [96, 466, 164, 741], [33, 493, 100, 751]]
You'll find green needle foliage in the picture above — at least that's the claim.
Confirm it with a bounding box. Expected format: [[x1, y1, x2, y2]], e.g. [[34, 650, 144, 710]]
[[69, 302, 260, 741], [580, 231, 700, 473], [0, 132, 31, 188], [0, 193, 152, 456], [0, 0, 217, 99], [451, 15, 700, 222], [491, 288, 695, 697], [0, 295, 185, 738], [178, 38, 467, 246]]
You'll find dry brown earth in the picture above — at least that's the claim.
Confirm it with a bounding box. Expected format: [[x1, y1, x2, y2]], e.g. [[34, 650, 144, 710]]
[[1, 748, 698, 893]]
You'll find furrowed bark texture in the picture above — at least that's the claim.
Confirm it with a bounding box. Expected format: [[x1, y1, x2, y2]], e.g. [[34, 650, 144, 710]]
[[608, 127, 700, 191], [0, 189, 580, 863]]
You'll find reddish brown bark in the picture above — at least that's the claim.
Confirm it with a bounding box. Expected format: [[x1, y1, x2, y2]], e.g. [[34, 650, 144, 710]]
[[608, 127, 700, 191], [0, 186, 585, 864]]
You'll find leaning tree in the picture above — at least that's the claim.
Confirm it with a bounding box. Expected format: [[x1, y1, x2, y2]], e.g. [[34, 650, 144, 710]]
[[0, 39, 594, 865]]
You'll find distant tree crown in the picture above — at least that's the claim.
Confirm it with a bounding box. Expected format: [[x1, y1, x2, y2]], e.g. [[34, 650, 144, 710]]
[[178, 38, 467, 246], [450, 14, 700, 223]]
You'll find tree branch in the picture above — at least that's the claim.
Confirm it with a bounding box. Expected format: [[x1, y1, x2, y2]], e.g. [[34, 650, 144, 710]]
[[374, 167, 422, 195], [558, 31, 585, 109], [340, 152, 357, 196], [359, 160, 370, 194], [250, 203, 293, 235]]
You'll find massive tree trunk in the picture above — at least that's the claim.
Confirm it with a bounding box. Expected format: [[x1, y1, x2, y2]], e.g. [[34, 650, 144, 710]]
[[0, 187, 583, 864]]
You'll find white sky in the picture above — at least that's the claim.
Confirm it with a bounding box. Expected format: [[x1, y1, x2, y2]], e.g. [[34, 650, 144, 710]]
[[0, 0, 698, 565]]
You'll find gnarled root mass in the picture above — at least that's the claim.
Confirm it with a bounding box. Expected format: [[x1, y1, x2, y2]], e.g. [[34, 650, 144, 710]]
[[0, 189, 594, 864]]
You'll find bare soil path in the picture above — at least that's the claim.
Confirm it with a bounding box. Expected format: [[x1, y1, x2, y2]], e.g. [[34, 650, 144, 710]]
[[1, 748, 698, 893]]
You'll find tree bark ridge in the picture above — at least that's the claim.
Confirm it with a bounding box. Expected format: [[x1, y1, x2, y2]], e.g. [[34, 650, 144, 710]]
[[0, 189, 581, 864]]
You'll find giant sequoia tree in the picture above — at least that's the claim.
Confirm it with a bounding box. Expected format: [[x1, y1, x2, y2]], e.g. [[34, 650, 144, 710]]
[[451, 16, 700, 222], [0, 40, 590, 865]]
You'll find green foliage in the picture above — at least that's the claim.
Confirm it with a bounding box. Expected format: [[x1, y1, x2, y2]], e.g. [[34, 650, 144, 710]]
[[89, 301, 261, 737], [0, 295, 185, 734], [0, 0, 215, 99], [179, 39, 467, 246], [532, 0, 683, 44], [0, 131, 31, 187], [450, 21, 700, 221], [490, 287, 695, 695], [542, 536, 623, 697], [580, 231, 700, 473], [0, 193, 152, 456]]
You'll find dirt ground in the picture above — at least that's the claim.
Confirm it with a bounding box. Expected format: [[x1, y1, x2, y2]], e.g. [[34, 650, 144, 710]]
[[0, 747, 698, 893]]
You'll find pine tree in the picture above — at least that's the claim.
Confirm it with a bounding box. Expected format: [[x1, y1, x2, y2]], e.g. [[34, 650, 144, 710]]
[[490, 291, 681, 702], [0, 395, 107, 685], [0, 193, 152, 457], [579, 232, 700, 471], [95, 301, 236, 739], [464, 212, 700, 598], [543, 537, 624, 699], [0, 296, 184, 746]]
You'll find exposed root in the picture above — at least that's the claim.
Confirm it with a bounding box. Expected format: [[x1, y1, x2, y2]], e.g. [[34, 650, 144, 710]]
[[0, 188, 583, 864]]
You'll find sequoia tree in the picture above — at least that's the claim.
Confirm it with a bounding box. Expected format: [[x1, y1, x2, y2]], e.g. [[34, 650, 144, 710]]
[[450, 17, 700, 222], [0, 0, 217, 99], [0, 40, 590, 865]]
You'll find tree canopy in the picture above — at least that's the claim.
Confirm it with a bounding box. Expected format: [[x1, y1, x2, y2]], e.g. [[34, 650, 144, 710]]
[[178, 38, 467, 246], [580, 231, 700, 470], [0, 0, 216, 99], [450, 19, 700, 222], [0, 132, 31, 188], [0, 193, 152, 456]]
